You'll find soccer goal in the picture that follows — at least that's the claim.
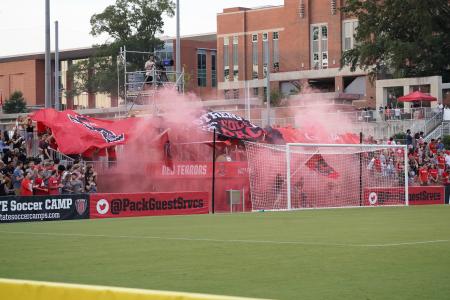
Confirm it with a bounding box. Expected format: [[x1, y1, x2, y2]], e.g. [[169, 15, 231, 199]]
[[244, 142, 409, 211]]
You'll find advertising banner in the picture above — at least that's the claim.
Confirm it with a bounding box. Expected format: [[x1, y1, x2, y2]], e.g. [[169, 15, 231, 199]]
[[90, 192, 209, 219], [0, 194, 89, 223], [364, 186, 445, 206], [145, 162, 248, 179]]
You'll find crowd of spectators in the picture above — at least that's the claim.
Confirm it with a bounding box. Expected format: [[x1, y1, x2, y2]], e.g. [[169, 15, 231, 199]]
[[0, 117, 98, 196], [365, 129, 450, 186]]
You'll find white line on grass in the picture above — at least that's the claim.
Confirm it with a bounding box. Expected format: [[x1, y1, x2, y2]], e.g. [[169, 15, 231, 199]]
[[0, 230, 448, 248]]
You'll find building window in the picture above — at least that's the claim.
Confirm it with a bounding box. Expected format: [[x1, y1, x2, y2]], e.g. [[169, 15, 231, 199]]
[[273, 32, 279, 72], [233, 89, 239, 99], [253, 87, 259, 97], [311, 24, 328, 69], [211, 51, 217, 87], [224, 37, 229, 81], [197, 50, 207, 87], [224, 89, 231, 99], [252, 34, 258, 79], [155, 41, 174, 72], [262, 33, 269, 78], [342, 20, 358, 51], [233, 36, 239, 81]]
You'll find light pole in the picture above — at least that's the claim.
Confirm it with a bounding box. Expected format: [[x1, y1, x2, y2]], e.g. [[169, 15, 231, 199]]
[[54, 21, 60, 110], [45, 0, 51, 108], [176, 0, 181, 92]]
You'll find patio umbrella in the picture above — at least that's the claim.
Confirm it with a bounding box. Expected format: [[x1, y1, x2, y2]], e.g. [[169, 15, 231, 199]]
[[398, 91, 437, 102]]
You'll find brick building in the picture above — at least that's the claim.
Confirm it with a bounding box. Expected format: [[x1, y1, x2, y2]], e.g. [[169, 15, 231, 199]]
[[217, 0, 374, 107], [0, 33, 217, 109]]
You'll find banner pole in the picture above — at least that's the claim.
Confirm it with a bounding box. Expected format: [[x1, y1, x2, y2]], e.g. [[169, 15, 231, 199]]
[[211, 128, 216, 214]]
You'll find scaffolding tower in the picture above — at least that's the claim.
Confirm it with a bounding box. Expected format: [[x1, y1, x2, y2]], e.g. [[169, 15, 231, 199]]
[[119, 46, 184, 115]]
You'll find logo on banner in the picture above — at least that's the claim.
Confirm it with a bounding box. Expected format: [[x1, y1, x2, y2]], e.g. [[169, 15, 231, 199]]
[[68, 114, 125, 143], [96, 199, 110, 215], [75, 198, 87, 215], [368, 192, 378, 205]]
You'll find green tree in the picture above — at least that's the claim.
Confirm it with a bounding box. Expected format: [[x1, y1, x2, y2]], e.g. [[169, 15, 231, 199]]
[[3, 91, 27, 114], [68, 0, 175, 98], [341, 0, 450, 81]]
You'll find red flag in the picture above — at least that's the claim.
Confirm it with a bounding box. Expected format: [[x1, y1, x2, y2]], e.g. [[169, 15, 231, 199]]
[[305, 154, 339, 179], [30, 108, 149, 154]]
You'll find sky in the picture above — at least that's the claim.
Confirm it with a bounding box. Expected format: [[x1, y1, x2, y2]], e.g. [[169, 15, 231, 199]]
[[0, 0, 283, 57]]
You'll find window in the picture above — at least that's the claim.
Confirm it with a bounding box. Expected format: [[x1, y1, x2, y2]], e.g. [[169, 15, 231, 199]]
[[223, 37, 229, 81], [224, 89, 231, 99], [197, 50, 207, 87], [273, 32, 279, 71], [311, 24, 328, 69], [233, 36, 239, 81], [211, 51, 217, 87], [262, 33, 269, 77], [342, 20, 358, 51], [233, 89, 239, 99], [252, 34, 258, 79], [253, 87, 259, 97]]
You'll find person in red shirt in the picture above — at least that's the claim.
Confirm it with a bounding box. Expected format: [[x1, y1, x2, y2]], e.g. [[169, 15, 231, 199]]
[[418, 165, 429, 186], [429, 139, 437, 155], [33, 171, 48, 195], [20, 172, 34, 196], [47, 170, 60, 195], [428, 164, 439, 184], [374, 156, 382, 173]]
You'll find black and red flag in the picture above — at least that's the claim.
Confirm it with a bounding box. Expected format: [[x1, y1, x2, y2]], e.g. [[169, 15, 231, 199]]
[[305, 154, 339, 179]]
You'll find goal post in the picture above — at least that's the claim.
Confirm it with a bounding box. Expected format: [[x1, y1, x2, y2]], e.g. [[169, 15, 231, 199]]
[[245, 142, 409, 211]]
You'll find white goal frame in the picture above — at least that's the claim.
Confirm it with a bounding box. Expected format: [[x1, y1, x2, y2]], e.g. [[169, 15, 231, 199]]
[[285, 143, 409, 210]]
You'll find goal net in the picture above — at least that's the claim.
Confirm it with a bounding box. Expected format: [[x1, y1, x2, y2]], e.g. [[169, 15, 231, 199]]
[[244, 142, 409, 211]]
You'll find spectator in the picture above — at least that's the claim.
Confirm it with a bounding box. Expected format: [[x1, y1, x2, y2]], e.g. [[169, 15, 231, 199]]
[[47, 170, 60, 195], [33, 170, 48, 195], [38, 134, 51, 160], [12, 161, 24, 195], [20, 171, 33, 196], [69, 172, 84, 194], [25, 118, 34, 156], [429, 165, 439, 184], [437, 138, 445, 151], [86, 176, 97, 193], [394, 107, 401, 120], [406, 130, 413, 148], [418, 165, 429, 186]]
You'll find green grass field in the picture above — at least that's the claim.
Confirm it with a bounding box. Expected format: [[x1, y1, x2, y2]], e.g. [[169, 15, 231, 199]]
[[1, 206, 450, 300]]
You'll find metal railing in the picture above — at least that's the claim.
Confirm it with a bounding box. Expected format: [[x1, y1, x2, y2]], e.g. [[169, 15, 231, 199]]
[[424, 125, 443, 143], [412, 111, 443, 138], [47, 148, 75, 166]]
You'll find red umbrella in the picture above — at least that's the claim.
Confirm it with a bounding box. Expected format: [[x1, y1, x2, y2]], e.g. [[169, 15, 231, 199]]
[[398, 91, 437, 102]]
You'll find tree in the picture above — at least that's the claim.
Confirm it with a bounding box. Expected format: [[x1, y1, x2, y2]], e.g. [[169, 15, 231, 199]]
[[3, 91, 27, 114], [68, 0, 175, 98], [341, 0, 450, 81]]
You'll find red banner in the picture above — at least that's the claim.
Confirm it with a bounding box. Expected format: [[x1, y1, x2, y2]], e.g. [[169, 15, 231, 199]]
[[145, 162, 248, 178], [364, 186, 445, 206], [30, 109, 156, 154], [90, 192, 209, 219]]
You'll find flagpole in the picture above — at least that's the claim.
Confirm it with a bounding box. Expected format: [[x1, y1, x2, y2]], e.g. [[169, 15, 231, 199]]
[[211, 128, 216, 214]]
